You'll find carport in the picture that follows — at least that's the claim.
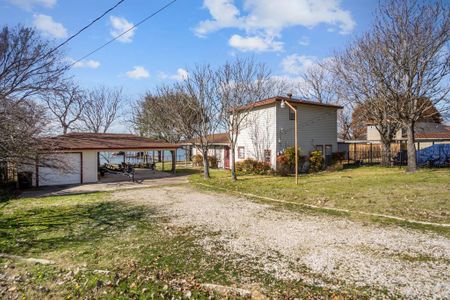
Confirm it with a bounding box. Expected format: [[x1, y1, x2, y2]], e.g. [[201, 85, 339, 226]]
[[30, 133, 179, 187]]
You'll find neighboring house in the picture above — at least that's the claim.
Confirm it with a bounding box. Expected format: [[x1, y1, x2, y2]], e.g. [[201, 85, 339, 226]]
[[17, 133, 178, 187], [186, 96, 342, 171], [367, 122, 450, 148]]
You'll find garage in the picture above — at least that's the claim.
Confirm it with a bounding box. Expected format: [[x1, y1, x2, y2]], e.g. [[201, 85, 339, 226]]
[[38, 153, 82, 186]]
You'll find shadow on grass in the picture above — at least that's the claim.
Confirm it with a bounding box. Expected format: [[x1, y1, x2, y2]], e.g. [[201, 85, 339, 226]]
[[0, 200, 152, 256]]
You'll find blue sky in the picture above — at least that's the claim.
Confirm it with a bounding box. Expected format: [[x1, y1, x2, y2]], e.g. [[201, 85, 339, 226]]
[[1, 0, 382, 100]]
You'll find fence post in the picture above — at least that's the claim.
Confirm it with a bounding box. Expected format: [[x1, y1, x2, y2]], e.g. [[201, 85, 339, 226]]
[[370, 143, 373, 164]]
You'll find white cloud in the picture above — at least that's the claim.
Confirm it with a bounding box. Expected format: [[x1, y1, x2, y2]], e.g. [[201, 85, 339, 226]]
[[109, 16, 135, 43], [281, 54, 318, 75], [33, 14, 68, 39], [8, 0, 56, 11], [126, 66, 149, 79], [72, 59, 100, 69], [170, 68, 188, 81], [195, 0, 355, 52], [228, 34, 283, 52]]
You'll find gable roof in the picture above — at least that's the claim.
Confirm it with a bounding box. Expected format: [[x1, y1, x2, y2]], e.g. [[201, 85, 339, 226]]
[[42, 133, 179, 151], [184, 133, 230, 145], [415, 122, 450, 139], [237, 96, 343, 111]]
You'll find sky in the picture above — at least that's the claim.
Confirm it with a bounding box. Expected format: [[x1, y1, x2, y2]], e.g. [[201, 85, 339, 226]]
[[0, 0, 385, 100]]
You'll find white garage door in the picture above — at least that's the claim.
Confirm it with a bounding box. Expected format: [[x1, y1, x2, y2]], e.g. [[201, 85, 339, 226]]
[[38, 153, 81, 186]]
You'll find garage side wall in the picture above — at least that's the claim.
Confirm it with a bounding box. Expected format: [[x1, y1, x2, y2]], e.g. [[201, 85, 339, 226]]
[[82, 151, 98, 183]]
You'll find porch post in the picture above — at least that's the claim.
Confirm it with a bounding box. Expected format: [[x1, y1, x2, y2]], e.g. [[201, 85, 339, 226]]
[[171, 149, 176, 174]]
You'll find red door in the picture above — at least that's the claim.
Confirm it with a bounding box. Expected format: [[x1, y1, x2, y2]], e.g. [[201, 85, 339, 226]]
[[224, 147, 230, 169]]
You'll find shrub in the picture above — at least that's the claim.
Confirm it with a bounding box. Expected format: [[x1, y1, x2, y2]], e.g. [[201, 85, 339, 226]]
[[276, 147, 302, 175], [236, 158, 272, 175], [309, 150, 324, 172], [191, 154, 203, 167], [207, 156, 218, 168], [276, 154, 290, 176]]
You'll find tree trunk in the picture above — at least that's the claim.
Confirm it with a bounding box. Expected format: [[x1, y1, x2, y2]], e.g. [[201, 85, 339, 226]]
[[202, 151, 210, 179], [380, 141, 392, 167], [406, 122, 417, 173], [230, 145, 237, 181], [63, 126, 68, 135]]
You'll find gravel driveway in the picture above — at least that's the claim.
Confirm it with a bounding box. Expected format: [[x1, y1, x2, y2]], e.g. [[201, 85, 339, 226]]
[[113, 185, 450, 299]]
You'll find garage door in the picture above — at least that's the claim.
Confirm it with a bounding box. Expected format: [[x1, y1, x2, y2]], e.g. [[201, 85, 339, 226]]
[[38, 153, 81, 186]]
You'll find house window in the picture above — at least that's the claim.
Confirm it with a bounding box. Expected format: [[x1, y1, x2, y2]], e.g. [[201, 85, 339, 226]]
[[238, 147, 245, 159], [325, 145, 332, 156], [264, 149, 271, 163], [289, 109, 295, 120]]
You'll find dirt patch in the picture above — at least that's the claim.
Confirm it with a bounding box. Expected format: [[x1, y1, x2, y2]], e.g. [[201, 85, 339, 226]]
[[112, 185, 450, 299]]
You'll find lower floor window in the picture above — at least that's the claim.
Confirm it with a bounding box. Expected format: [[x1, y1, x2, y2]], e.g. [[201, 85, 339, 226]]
[[264, 149, 271, 163], [238, 146, 245, 159]]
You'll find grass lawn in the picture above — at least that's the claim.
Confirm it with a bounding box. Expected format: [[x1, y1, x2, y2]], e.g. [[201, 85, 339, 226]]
[[0, 192, 372, 299], [190, 166, 450, 225]]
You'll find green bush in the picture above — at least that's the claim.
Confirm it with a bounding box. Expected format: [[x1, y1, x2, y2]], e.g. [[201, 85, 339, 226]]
[[236, 158, 272, 175], [309, 150, 324, 172], [276, 154, 290, 176]]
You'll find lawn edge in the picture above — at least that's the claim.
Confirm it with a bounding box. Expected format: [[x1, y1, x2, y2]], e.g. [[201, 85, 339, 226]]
[[192, 182, 450, 228]]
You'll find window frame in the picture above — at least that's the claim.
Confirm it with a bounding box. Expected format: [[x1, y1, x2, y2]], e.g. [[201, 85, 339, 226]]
[[263, 149, 271, 163], [325, 144, 332, 156], [238, 146, 245, 159], [288, 109, 295, 120]]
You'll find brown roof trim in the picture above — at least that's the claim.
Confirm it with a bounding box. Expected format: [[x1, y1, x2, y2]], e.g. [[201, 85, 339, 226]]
[[183, 133, 231, 145], [41, 133, 180, 151], [237, 96, 343, 111]]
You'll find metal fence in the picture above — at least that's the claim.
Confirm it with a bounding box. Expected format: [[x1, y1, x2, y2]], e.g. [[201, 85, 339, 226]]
[[338, 142, 450, 167]]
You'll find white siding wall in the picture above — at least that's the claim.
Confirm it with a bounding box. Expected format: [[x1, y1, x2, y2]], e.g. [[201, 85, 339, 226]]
[[191, 145, 226, 168], [367, 125, 381, 141], [367, 125, 403, 141], [234, 105, 278, 169], [276, 103, 339, 155], [82, 151, 98, 183]]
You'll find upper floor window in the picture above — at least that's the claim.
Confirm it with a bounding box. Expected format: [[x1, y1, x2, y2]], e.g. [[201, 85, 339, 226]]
[[289, 109, 295, 120], [238, 146, 245, 159]]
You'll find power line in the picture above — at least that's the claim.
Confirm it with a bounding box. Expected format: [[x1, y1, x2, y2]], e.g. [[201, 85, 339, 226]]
[[69, 0, 177, 69], [48, 0, 127, 57]]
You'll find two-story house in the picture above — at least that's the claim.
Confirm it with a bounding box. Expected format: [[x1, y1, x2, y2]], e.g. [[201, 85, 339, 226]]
[[191, 95, 342, 171]]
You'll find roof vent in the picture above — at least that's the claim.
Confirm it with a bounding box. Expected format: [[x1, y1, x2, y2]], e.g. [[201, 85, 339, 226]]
[[287, 93, 293, 99]]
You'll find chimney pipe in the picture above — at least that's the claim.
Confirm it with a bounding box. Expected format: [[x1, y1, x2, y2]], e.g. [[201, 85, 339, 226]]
[[287, 93, 292, 99]]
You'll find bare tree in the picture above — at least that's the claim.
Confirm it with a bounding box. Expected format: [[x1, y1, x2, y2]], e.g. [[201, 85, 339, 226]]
[[80, 86, 123, 133], [0, 25, 67, 179], [333, 33, 402, 166], [162, 65, 220, 179], [43, 82, 86, 134], [298, 61, 338, 104], [0, 25, 66, 103], [216, 57, 273, 181], [369, 0, 449, 172], [130, 92, 184, 143], [337, 107, 354, 140]]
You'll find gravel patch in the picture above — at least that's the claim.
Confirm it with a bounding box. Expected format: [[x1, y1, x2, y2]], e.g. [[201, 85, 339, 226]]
[[113, 185, 450, 299]]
